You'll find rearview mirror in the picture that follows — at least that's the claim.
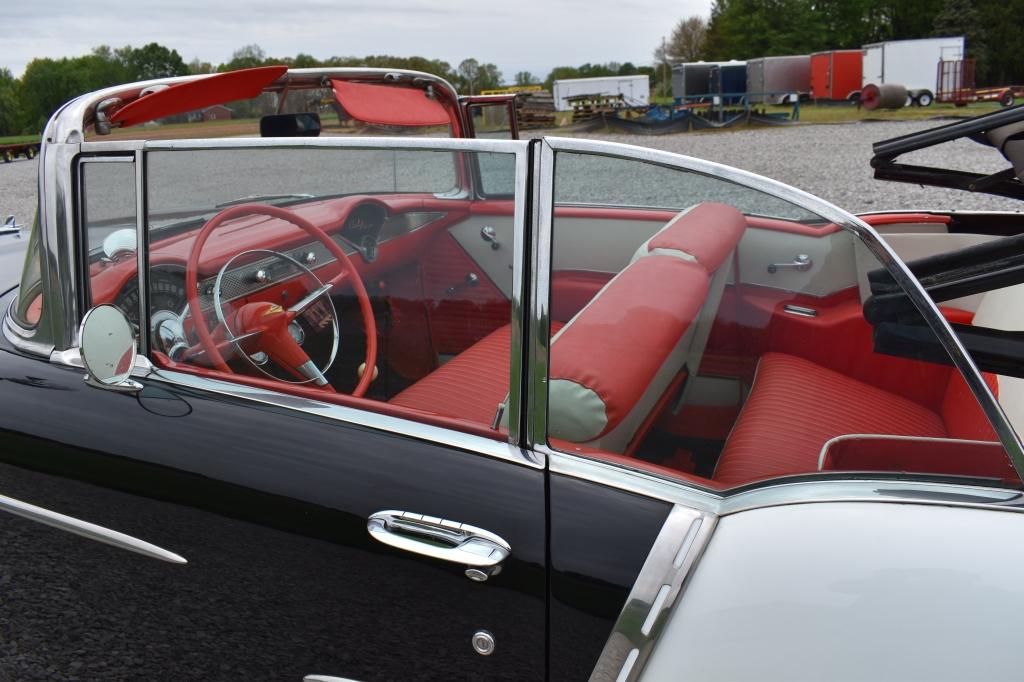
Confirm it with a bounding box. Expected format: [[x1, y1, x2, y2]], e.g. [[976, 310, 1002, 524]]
[[79, 304, 142, 392], [260, 113, 321, 137]]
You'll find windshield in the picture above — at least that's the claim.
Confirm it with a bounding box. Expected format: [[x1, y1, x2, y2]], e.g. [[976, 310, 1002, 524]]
[[145, 147, 459, 229]]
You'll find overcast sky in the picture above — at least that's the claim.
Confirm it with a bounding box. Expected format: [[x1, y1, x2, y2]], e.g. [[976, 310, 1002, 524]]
[[4, 0, 713, 80]]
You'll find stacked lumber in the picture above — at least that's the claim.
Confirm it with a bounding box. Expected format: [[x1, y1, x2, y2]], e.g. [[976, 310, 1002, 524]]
[[516, 90, 556, 129]]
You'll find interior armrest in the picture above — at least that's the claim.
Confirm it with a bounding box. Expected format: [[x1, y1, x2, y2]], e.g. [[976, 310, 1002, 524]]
[[818, 434, 1016, 481]]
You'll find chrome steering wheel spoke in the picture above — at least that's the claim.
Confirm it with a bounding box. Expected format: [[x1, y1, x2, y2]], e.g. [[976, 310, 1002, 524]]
[[211, 248, 340, 384]]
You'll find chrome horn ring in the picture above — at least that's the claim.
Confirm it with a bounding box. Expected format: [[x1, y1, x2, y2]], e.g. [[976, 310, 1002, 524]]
[[211, 248, 340, 384]]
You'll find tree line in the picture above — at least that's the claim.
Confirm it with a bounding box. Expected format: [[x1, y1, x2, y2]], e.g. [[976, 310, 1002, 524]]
[[660, 0, 1024, 88], [0, 41, 672, 137]]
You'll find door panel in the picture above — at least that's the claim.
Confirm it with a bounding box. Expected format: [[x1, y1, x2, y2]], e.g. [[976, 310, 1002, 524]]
[[0, 342, 546, 680], [548, 474, 671, 681]]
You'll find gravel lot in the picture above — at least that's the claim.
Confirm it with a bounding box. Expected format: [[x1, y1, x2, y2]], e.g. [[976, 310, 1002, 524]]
[[1, 119, 1019, 231]]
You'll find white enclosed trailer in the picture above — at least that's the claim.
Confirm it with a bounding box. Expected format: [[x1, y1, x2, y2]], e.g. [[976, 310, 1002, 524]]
[[552, 75, 650, 111], [862, 36, 964, 105]]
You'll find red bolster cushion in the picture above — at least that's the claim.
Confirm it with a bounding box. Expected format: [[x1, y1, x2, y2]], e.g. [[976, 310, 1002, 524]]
[[548, 256, 709, 442]]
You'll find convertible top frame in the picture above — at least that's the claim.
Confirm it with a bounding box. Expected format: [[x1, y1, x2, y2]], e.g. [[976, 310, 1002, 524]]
[[871, 104, 1024, 200]]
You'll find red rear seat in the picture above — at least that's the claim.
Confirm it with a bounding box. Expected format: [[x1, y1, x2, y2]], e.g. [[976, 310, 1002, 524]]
[[713, 352, 999, 486]]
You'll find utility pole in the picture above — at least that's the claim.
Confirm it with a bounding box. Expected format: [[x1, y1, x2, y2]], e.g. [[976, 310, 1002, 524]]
[[661, 37, 668, 98]]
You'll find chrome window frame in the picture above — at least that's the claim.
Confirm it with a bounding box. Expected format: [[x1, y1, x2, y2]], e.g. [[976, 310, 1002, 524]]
[[37, 131, 538, 469], [529, 136, 1024, 481]]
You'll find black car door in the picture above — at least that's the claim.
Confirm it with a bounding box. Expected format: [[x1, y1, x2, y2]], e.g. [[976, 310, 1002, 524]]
[[0, 139, 545, 681]]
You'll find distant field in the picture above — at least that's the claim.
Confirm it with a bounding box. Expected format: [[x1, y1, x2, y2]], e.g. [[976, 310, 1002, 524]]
[[789, 101, 1002, 123], [0, 135, 40, 145]]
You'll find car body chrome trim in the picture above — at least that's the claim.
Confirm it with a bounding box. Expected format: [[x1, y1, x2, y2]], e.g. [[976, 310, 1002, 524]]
[[505, 139, 532, 446], [589, 505, 716, 682], [524, 140, 555, 447], [552, 448, 1024, 517], [548, 450, 721, 511], [537, 136, 1024, 480], [149, 367, 543, 470], [3, 299, 54, 357], [0, 491, 186, 564]]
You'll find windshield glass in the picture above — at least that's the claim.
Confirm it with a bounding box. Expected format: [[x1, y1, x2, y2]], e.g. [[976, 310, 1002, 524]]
[[146, 147, 458, 228], [86, 89, 453, 143]]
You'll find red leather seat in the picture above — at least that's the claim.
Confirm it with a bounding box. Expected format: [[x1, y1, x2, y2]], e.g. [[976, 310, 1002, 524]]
[[713, 352, 996, 486], [390, 322, 564, 425]]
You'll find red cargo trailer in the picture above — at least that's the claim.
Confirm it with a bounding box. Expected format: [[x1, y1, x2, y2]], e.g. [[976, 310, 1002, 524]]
[[811, 50, 863, 101]]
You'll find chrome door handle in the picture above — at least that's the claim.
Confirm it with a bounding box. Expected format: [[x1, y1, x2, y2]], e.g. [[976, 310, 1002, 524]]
[[367, 510, 510, 569], [767, 253, 812, 273]]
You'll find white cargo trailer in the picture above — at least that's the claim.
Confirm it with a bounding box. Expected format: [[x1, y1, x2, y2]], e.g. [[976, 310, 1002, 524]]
[[862, 36, 964, 106], [552, 75, 650, 111]]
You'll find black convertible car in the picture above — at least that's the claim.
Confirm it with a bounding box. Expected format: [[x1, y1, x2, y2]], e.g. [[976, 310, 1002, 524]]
[[2, 67, 1024, 681]]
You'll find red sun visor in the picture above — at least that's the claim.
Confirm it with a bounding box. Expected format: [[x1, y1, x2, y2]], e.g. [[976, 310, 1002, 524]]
[[330, 79, 452, 127], [109, 65, 288, 128]]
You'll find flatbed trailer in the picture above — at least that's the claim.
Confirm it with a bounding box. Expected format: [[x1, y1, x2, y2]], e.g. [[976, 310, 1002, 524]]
[[936, 59, 1024, 107], [0, 142, 40, 162]]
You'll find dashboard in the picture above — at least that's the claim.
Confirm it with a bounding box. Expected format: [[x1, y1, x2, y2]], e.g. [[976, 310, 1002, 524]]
[[112, 200, 447, 333]]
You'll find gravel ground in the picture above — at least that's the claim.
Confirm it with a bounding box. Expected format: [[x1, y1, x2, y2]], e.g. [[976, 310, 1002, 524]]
[[540, 119, 1022, 213], [0, 159, 36, 230], [1, 118, 1020, 234]]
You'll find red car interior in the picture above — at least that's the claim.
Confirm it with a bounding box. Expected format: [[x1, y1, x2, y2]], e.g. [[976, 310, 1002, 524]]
[[94, 183, 1008, 490]]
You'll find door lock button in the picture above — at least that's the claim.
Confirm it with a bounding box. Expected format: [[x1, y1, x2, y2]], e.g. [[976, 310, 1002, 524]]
[[472, 630, 495, 656]]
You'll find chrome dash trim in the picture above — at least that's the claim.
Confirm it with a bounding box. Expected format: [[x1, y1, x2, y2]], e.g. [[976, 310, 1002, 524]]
[[0, 491, 186, 564], [150, 368, 543, 469], [589, 505, 717, 682]]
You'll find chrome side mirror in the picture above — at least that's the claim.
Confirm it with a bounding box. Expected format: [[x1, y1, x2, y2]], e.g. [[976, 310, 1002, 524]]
[[79, 304, 143, 392]]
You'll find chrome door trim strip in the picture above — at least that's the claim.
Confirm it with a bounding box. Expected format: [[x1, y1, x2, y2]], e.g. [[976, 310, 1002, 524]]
[[589, 505, 717, 682], [717, 478, 1024, 516], [536, 136, 1024, 480], [548, 450, 721, 512], [0, 491, 186, 564], [506, 138, 532, 446], [551, 448, 1024, 516], [149, 368, 544, 470]]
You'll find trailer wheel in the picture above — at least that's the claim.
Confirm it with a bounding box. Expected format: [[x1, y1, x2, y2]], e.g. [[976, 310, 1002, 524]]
[[24, 147, 35, 160], [906, 93, 915, 107], [2, 150, 12, 163], [915, 91, 934, 107], [1000, 90, 1016, 107]]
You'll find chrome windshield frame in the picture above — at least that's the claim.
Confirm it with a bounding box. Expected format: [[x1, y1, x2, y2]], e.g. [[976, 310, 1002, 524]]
[[530, 136, 1024, 481]]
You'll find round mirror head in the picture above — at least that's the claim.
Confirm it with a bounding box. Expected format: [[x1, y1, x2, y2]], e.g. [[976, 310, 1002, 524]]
[[102, 228, 137, 261], [80, 304, 137, 385]]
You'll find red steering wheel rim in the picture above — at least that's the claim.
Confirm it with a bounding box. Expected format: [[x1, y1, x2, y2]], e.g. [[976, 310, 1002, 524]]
[[184, 203, 378, 397]]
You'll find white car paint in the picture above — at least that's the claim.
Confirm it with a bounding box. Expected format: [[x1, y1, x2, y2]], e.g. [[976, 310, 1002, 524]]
[[643, 501, 1024, 681]]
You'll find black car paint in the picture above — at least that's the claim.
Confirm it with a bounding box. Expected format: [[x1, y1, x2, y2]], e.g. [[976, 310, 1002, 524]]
[[0, 284, 670, 680]]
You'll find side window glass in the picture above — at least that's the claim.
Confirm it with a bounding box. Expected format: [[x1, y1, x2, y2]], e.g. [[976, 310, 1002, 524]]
[[129, 146, 518, 440], [545, 151, 1011, 490], [80, 159, 139, 322]]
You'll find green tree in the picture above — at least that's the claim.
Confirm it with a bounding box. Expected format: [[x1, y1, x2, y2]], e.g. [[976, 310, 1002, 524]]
[[119, 43, 188, 81], [933, 0, 988, 79], [656, 16, 707, 63], [0, 68, 24, 136], [514, 71, 535, 86], [224, 44, 268, 71], [188, 58, 214, 75]]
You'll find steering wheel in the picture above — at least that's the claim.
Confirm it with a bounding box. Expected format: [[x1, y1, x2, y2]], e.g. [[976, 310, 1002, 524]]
[[184, 203, 378, 397]]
